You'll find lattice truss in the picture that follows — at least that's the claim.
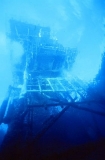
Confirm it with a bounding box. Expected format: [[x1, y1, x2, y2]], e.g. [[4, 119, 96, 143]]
[[1, 20, 105, 156], [15, 75, 87, 141], [9, 19, 77, 84], [4, 20, 87, 140], [4, 19, 104, 143], [26, 77, 87, 105]]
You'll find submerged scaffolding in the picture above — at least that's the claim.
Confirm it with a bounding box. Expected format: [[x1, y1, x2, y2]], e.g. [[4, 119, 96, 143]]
[[0, 20, 105, 159]]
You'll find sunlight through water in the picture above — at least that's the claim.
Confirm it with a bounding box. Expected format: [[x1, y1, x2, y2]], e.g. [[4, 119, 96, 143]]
[[0, 0, 105, 103]]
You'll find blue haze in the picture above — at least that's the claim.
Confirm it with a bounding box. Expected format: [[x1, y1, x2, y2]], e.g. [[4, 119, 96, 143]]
[[0, 0, 105, 149]]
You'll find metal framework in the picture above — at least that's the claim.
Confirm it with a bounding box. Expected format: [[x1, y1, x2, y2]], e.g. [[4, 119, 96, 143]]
[[0, 20, 105, 159], [3, 20, 104, 142]]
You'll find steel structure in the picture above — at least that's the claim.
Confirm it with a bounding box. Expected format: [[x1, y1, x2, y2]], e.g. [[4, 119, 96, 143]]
[[0, 20, 105, 159], [0, 20, 82, 148]]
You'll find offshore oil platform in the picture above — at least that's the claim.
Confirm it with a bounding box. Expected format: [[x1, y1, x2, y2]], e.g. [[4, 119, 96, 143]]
[[0, 20, 105, 160]]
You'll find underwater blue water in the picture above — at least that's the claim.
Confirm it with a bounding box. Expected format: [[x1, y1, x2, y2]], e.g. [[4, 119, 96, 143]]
[[0, 0, 104, 100], [0, 0, 105, 158]]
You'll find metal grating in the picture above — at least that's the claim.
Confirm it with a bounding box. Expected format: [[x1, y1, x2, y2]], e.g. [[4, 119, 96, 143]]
[[26, 78, 86, 92]]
